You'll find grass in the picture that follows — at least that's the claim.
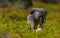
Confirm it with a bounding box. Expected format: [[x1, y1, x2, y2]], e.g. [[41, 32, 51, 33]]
[[0, 2, 60, 38], [33, 2, 60, 11]]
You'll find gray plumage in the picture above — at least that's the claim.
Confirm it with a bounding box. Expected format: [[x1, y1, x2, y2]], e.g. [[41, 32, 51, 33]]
[[27, 8, 47, 29]]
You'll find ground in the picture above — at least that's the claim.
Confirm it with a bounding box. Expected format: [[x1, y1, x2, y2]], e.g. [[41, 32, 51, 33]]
[[0, 2, 60, 38]]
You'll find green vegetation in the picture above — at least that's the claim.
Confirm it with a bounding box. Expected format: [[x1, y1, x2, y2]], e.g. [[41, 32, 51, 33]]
[[33, 2, 60, 11], [0, 2, 60, 38]]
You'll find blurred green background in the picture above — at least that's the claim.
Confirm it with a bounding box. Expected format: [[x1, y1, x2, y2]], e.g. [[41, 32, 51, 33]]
[[0, 0, 60, 38]]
